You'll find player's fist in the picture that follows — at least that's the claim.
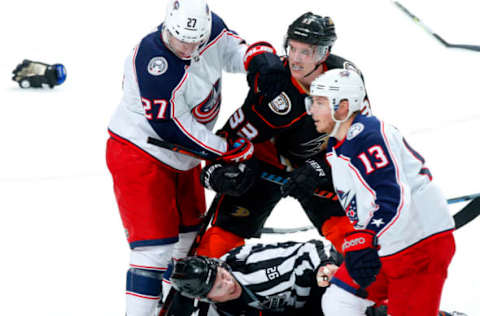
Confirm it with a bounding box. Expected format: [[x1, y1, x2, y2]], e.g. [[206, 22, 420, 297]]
[[220, 137, 254, 164], [316, 264, 338, 287], [200, 159, 259, 196], [281, 159, 329, 202], [243, 42, 289, 100], [343, 230, 381, 288]]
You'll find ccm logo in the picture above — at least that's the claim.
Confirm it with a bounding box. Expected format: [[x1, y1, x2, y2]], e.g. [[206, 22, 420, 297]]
[[342, 237, 366, 251]]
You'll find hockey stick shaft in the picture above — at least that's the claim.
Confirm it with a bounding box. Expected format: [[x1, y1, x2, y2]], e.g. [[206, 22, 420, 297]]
[[147, 137, 337, 201], [147, 138, 479, 233], [158, 194, 222, 316], [393, 1, 480, 52], [262, 195, 480, 234]]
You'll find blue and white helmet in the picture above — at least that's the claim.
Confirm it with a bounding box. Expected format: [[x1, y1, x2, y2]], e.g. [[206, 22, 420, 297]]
[[164, 0, 212, 44], [309, 68, 365, 120], [307, 69, 365, 136]]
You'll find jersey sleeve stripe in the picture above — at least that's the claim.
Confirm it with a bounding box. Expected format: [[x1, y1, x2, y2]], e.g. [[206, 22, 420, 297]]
[[132, 45, 140, 87]]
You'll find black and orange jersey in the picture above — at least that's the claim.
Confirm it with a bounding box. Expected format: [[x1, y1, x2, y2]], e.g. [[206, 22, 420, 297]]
[[220, 53, 369, 166]]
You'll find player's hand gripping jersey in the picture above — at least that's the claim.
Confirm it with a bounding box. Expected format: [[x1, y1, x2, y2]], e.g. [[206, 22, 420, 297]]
[[108, 13, 247, 171], [220, 54, 371, 167], [326, 114, 455, 256]]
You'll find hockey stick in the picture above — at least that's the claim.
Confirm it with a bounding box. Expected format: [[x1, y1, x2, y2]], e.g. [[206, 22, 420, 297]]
[[148, 138, 479, 233], [453, 196, 480, 230], [158, 194, 222, 316], [146, 137, 337, 201], [262, 195, 480, 234], [392, 1, 480, 52]]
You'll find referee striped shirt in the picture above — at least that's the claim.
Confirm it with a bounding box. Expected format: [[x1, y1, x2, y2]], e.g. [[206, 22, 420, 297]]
[[216, 239, 337, 314]]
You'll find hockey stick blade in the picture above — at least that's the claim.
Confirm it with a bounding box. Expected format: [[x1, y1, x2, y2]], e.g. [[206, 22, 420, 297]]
[[393, 1, 480, 52], [447, 192, 480, 204], [453, 196, 480, 230]]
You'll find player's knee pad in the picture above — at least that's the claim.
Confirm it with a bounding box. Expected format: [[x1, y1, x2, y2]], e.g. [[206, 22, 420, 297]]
[[127, 245, 173, 296], [196, 226, 245, 257], [322, 284, 374, 316], [126, 267, 164, 299]]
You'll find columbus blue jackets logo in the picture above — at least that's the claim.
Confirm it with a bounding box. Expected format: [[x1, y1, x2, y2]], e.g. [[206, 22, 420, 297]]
[[147, 57, 168, 76], [268, 92, 291, 115], [192, 79, 221, 124], [337, 189, 359, 226], [347, 123, 364, 140]]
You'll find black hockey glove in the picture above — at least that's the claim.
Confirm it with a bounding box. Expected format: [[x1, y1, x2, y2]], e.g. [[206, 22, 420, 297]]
[[366, 305, 388, 316], [280, 159, 329, 202], [200, 159, 259, 197], [12, 59, 66, 88], [343, 230, 381, 288], [243, 42, 289, 100]]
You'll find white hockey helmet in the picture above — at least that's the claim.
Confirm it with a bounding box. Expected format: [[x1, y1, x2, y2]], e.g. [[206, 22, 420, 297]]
[[164, 0, 212, 44], [306, 68, 365, 135]]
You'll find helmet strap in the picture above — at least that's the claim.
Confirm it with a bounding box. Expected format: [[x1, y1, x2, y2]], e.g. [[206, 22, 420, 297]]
[[303, 48, 330, 79]]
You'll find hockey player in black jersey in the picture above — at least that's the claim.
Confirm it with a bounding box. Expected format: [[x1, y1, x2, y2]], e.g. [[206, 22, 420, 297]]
[[197, 12, 371, 257]]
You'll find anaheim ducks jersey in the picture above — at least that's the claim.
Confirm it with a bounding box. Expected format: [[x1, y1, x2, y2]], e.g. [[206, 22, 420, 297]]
[[326, 114, 455, 256], [108, 13, 247, 171], [220, 54, 370, 166]]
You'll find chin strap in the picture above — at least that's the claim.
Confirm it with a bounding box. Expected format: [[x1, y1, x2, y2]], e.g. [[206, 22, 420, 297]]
[[303, 62, 322, 79], [303, 49, 330, 78]]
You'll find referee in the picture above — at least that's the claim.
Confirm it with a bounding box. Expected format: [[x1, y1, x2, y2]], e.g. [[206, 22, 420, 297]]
[[171, 239, 341, 316]]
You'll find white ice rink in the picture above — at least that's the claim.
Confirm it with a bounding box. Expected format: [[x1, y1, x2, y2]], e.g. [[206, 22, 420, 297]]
[[1, 0, 479, 315]]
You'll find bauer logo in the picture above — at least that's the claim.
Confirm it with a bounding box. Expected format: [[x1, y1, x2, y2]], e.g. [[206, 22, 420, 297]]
[[148, 57, 168, 76], [342, 237, 366, 252], [268, 92, 291, 115]]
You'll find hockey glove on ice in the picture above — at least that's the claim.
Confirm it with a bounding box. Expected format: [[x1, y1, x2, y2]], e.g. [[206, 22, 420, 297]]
[[12, 59, 66, 88], [200, 159, 259, 196], [280, 159, 329, 202], [342, 230, 381, 288], [243, 42, 289, 101]]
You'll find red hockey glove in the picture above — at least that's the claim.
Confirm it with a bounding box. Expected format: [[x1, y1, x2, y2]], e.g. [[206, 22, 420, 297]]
[[243, 41, 277, 71], [342, 230, 381, 288], [218, 136, 254, 164], [243, 42, 289, 100]]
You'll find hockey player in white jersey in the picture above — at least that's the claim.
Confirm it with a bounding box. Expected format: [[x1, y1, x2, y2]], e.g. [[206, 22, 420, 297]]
[[105, 1, 279, 315], [302, 68, 455, 315]]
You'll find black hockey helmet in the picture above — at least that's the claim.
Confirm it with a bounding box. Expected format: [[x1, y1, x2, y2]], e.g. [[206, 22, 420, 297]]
[[170, 256, 226, 299], [284, 12, 337, 51]]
